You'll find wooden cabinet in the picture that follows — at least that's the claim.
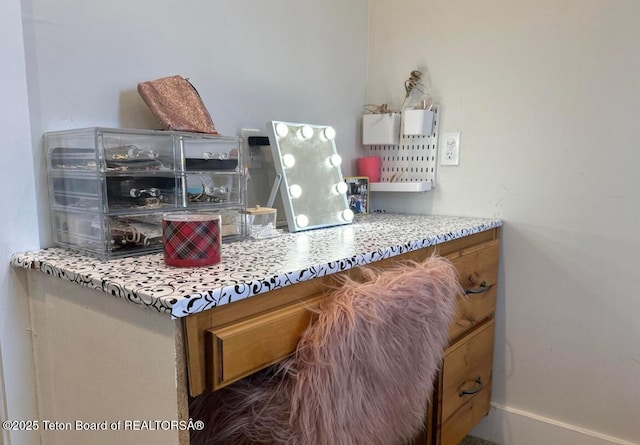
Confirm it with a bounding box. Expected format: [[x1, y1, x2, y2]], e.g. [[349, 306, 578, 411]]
[[420, 236, 499, 445], [183, 228, 500, 444], [14, 214, 501, 445]]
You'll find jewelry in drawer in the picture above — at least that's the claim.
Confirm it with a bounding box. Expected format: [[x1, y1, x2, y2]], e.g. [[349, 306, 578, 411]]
[[186, 172, 243, 205], [183, 137, 239, 171], [108, 213, 164, 250], [105, 176, 178, 211], [102, 132, 175, 172], [51, 211, 164, 255]]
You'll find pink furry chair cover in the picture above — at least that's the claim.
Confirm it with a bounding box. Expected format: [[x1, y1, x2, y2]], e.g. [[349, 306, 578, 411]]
[[190, 256, 462, 445]]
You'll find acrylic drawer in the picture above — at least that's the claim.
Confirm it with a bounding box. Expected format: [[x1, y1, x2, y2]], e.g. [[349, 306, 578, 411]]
[[51, 211, 165, 259], [49, 174, 180, 213], [100, 131, 175, 172], [181, 135, 240, 171], [104, 175, 179, 212], [49, 175, 101, 211], [45, 127, 176, 173], [185, 172, 244, 207]]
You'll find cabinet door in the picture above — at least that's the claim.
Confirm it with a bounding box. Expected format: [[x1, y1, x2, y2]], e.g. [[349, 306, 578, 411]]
[[438, 320, 495, 445]]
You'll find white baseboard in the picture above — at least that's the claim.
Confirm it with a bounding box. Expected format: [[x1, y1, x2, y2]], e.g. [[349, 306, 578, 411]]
[[469, 403, 637, 445]]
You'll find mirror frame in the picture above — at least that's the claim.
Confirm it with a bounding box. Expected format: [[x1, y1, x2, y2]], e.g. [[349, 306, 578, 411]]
[[266, 120, 352, 233]]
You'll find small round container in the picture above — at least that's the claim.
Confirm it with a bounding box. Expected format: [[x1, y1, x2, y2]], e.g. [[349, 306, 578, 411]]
[[356, 156, 382, 182], [162, 213, 221, 267]]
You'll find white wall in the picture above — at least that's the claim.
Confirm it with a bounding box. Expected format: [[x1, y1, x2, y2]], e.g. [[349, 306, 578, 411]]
[[368, 1, 639, 444], [0, 0, 41, 444], [20, 0, 369, 246], [3, 1, 367, 444]]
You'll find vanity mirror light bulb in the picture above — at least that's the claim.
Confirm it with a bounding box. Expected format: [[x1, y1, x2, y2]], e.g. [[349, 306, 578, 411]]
[[289, 184, 303, 198], [323, 126, 336, 141], [335, 181, 348, 195], [275, 123, 289, 138], [341, 209, 354, 222], [329, 154, 342, 167], [296, 214, 309, 228], [299, 125, 314, 140], [282, 153, 296, 168]]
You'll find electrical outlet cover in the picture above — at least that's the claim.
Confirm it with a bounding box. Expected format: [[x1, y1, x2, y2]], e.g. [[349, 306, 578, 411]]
[[241, 128, 265, 169], [440, 132, 460, 166]]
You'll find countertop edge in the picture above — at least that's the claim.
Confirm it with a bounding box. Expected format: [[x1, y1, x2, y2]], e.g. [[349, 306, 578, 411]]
[[10, 217, 502, 318]]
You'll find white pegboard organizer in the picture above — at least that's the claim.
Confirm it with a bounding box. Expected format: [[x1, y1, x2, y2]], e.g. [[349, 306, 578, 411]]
[[366, 106, 439, 192]]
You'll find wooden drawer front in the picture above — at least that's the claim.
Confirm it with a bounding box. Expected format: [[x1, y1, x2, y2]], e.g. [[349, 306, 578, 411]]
[[207, 297, 322, 390], [440, 319, 494, 444], [447, 239, 499, 341]]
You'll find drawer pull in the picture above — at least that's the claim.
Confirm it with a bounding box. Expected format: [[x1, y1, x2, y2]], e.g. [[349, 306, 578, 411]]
[[465, 281, 492, 295], [458, 377, 484, 397]]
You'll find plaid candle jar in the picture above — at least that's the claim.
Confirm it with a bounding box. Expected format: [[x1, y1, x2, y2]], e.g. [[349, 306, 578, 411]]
[[162, 213, 221, 267]]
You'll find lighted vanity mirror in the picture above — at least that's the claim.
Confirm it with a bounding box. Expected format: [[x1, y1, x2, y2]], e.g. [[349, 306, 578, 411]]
[[266, 121, 352, 232]]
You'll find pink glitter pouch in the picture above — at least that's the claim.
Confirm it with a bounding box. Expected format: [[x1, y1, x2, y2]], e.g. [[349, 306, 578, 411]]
[[138, 75, 218, 134]]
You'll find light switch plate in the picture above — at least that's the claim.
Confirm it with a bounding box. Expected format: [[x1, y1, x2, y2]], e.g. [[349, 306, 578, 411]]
[[440, 132, 461, 166]]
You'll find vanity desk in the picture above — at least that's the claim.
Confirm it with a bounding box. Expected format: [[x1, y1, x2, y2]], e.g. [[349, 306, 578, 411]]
[[11, 213, 502, 445]]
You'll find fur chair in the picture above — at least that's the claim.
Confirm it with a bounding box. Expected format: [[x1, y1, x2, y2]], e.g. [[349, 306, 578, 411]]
[[190, 256, 462, 445]]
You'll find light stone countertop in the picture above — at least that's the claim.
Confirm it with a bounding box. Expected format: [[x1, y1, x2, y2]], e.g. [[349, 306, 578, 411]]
[[11, 213, 502, 318]]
